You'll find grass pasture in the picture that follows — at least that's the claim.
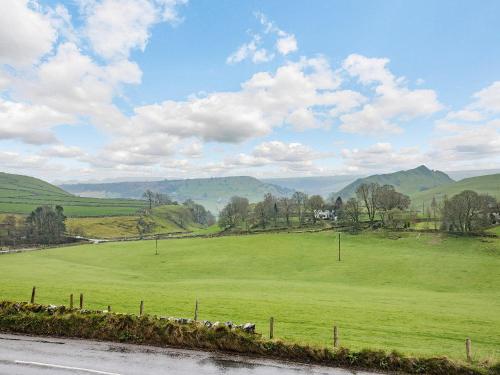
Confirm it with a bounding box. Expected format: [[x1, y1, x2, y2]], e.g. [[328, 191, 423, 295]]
[[0, 172, 146, 217], [0, 231, 498, 362], [66, 207, 221, 239]]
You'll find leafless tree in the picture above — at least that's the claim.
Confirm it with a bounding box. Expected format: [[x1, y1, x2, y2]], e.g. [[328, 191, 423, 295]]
[[342, 198, 362, 230], [356, 183, 379, 226]]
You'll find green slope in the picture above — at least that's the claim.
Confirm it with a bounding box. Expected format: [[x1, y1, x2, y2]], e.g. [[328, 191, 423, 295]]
[[0, 172, 146, 217], [61, 176, 293, 213], [0, 231, 498, 360], [336, 165, 454, 199], [263, 175, 359, 197], [66, 204, 217, 239], [411, 173, 500, 206]]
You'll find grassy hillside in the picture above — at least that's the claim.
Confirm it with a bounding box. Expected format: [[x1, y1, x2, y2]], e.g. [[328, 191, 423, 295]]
[[0, 231, 498, 361], [66, 204, 219, 239], [61, 176, 293, 213], [411, 173, 500, 207], [0, 172, 146, 217], [263, 175, 359, 197], [336, 165, 454, 199]]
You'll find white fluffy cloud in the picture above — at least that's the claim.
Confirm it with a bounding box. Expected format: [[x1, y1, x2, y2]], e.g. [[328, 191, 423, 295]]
[[432, 121, 500, 161], [0, 0, 56, 67], [341, 143, 423, 172], [81, 0, 187, 60], [470, 81, 500, 113], [127, 57, 341, 147], [224, 141, 323, 173], [16, 42, 139, 132], [226, 35, 274, 64], [40, 145, 85, 158], [227, 13, 298, 65], [276, 34, 297, 55], [339, 54, 443, 134], [429, 81, 500, 168], [0, 98, 72, 144]]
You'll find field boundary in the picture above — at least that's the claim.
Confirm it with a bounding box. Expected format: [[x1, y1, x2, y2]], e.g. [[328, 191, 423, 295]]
[[0, 301, 497, 375]]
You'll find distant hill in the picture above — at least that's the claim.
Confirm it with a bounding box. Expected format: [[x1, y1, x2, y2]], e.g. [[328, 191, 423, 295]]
[[60, 176, 293, 214], [444, 168, 500, 181], [0, 172, 146, 217], [335, 165, 454, 199], [262, 175, 360, 197], [411, 173, 500, 207]]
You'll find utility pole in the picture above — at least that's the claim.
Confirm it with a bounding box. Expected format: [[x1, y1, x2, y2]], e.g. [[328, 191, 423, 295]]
[[338, 232, 341, 262]]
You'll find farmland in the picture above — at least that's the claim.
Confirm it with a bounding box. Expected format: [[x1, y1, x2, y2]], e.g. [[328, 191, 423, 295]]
[[66, 205, 220, 239], [0, 230, 498, 362], [0, 172, 146, 217], [411, 173, 500, 207]]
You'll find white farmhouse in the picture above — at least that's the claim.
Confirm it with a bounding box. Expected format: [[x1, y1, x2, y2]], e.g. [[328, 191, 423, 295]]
[[314, 209, 337, 221]]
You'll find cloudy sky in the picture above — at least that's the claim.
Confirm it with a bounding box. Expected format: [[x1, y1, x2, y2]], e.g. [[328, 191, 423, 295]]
[[1, 0, 500, 182]]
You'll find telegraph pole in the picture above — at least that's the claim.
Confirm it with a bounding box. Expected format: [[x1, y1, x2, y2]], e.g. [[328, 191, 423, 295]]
[[338, 232, 341, 262]]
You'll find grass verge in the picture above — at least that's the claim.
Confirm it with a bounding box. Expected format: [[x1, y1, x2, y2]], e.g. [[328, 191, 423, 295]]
[[0, 301, 498, 375]]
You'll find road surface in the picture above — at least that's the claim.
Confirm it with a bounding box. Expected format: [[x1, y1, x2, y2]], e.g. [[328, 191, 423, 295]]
[[0, 333, 380, 375]]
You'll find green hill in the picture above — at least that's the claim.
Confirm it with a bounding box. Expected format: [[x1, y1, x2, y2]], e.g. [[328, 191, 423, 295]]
[[60, 176, 293, 213], [0, 172, 146, 217], [335, 165, 454, 199], [263, 175, 359, 197], [66, 204, 218, 239], [411, 173, 500, 207]]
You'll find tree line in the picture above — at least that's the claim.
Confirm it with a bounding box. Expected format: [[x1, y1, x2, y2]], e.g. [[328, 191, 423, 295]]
[[1, 205, 67, 247], [218, 183, 499, 234], [136, 191, 215, 237], [218, 192, 341, 230]]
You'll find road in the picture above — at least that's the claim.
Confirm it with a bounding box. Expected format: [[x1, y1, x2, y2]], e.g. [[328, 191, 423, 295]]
[[0, 334, 379, 375]]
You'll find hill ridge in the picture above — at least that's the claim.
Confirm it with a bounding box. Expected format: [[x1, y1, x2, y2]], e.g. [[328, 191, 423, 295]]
[[335, 165, 454, 199]]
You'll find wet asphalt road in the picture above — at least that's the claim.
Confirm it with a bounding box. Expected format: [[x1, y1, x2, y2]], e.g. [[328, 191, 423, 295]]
[[0, 334, 380, 375]]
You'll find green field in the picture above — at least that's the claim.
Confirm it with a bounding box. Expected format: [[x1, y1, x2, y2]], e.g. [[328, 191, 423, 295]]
[[66, 205, 220, 239], [411, 173, 500, 207], [0, 172, 146, 217], [0, 231, 498, 362]]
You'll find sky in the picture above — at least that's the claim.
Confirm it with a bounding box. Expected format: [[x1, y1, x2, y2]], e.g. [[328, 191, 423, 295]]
[[1, 0, 500, 182]]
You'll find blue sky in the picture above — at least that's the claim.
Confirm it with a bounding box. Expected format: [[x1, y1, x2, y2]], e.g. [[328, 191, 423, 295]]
[[1, 0, 499, 181]]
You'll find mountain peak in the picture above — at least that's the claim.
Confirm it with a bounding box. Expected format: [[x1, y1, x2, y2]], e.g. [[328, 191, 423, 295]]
[[414, 165, 432, 173]]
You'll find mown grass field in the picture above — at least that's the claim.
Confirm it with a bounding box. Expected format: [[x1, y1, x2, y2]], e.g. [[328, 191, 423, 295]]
[[0, 231, 498, 362], [0, 172, 146, 217]]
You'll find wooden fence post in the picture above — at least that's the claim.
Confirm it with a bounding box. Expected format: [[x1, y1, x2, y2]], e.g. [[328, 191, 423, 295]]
[[70, 294, 73, 309], [333, 325, 339, 348], [194, 299, 198, 321], [79, 293, 83, 309], [466, 338, 472, 362], [30, 286, 36, 303], [108, 305, 111, 312], [269, 317, 274, 339], [140, 300, 144, 316]]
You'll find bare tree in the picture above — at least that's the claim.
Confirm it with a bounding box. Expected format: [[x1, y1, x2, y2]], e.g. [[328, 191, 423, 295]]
[[292, 191, 308, 225], [430, 196, 438, 230], [441, 190, 495, 233], [278, 197, 294, 227], [376, 185, 411, 226], [356, 183, 379, 226], [142, 190, 155, 210], [218, 196, 249, 229], [342, 198, 361, 230]]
